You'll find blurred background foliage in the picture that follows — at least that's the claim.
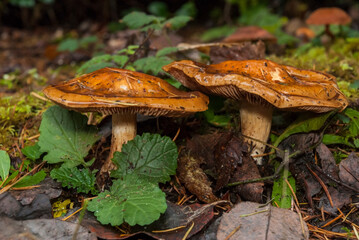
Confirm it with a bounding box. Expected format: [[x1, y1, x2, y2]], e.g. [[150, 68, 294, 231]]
[[0, 0, 358, 30]]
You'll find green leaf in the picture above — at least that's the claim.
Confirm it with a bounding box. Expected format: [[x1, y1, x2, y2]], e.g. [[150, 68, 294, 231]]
[[344, 108, 359, 137], [322, 134, 355, 148], [175, 1, 197, 18], [0, 170, 19, 186], [273, 112, 334, 147], [156, 47, 178, 57], [79, 35, 98, 48], [21, 142, 44, 161], [38, 106, 99, 168], [203, 108, 231, 127], [163, 16, 192, 30], [122, 11, 159, 29], [12, 170, 46, 188], [200, 25, 236, 42], [271, 161, 296, 208], [133, 56, 172, 75], [111, 133, 177, 184], [148, 1, 169, 18], [112, 55, 129, 67], [0, 150, 10, 181], [50, 166, 98, 194], [57, 38, 79, 52], [87, 174, 167, 226], [77, 54, 114, 74]]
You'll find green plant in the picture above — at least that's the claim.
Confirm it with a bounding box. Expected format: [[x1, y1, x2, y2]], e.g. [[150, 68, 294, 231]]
[[9, 0, 53, 8], [200, 25, 237, 42], [0, 149, 46, 189], [322, 108, 359, 149], [77, 45, 138, 75], [78, 11, 190, 78], [34, 106, 178, 226], [0, 94, 51, 148], [57, 35, 98, 53], [238, 5, 297, 45]]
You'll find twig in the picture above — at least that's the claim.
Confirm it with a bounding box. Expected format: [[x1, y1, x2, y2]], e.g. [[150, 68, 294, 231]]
[[122, 29, 154, 69], [224, 224, 241, 240], [30, 91, 49, 102], [182, 221, 194, 240], [309, 163, 359, 193], [172, 128, 181, 142], [306, 164, 334, 207]]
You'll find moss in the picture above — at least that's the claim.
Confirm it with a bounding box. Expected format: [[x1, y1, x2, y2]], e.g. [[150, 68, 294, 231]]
[[268, 38, 359, 82], [0, 93, 52, 151]]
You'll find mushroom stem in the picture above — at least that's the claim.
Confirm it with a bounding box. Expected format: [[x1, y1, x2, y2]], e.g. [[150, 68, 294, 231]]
[[100, 112, 137, 174], [239, 102, 273, 165]]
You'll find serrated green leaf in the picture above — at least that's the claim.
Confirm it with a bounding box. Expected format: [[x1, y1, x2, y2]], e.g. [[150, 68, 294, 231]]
[[38, 106, 100, 168], [156, 47, 178, 57], [87, 174, 167, 226], [122, 11, 159, 29], [21, 142, 44, 161], [111, 133, 177, 184], [163, 16, 192, 30], [12, 170, 46, 188], [274, 111, 334, 147], [50, 166, 97, 194], [134, 56, 172, 75], [0, 150, 10, 181]]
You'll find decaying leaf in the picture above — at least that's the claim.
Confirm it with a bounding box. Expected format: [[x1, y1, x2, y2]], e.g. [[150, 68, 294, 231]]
[[181, 132, 263, 202], [209, 41, 265, 64], [316, 143, 339, 179], [213, 133, 263, 202], [339, 152, 359, 190], [177, 153, 219, 203], [216, 202, 309, 240], [213, 132, 244, 191]]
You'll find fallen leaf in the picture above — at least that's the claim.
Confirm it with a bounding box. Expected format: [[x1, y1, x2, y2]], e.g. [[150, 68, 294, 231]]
[[216, 202, 309, 240], [339, 152, 359, 190], [209, 41, 265, 64], [316, 143, 339, 180], [319, 186, 352, 214]]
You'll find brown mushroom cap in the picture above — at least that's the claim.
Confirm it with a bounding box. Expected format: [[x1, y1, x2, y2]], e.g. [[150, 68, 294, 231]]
[[223, 26, 277, 43], [306, 7, 352, 25], [43, 67, 209, 116], [162, 60, 348, 113]]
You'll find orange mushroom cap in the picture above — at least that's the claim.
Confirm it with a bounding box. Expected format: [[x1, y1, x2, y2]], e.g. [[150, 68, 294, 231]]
[[223, 26, 277, 43], [306, 7, 352, 25], [162, 60, 348, 113], [43, 67, 209, 116]]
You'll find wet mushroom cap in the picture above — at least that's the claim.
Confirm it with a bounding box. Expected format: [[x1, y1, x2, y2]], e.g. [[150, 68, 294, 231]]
[[162, 60, 348, 112], [43, 67, 209, 116], [306, 7, 351, 25]]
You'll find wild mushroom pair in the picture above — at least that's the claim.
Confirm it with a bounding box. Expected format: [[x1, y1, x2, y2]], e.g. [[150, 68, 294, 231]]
[[44, 60, 347, 175]]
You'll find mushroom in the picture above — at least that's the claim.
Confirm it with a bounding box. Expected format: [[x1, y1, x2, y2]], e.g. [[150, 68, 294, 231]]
[[222, 26, 277, 43], [306, 7, 351, 40], [163, 60, 348, 164], [295, 27, 315, 43], [43, 67, 209, 175]]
